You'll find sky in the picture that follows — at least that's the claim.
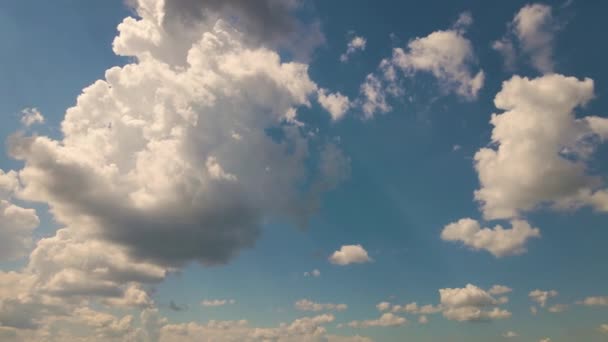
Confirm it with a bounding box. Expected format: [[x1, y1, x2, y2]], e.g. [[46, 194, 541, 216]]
[[0, 0, 607, 341]]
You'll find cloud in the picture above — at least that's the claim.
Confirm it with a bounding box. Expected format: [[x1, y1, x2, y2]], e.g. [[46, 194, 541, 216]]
[[600, 324, 608, 334], [474, 74, 608, 220], [0, 169, 39, 261], [20, 108, 45, 127], [359, 74, 392, 119], [391, 302, 442, 315], [329, 245, 371, 265], [160, 314, 352, 341], [503, 331, 519, 338], [489, 285, 513, 295], [318, 89, 351, 121], [304, 269, 321, 277], [494, 4, 558, 73], [578, 296, 608, 306], [539, 338, 551, 342], [529, 289, 558, 308], [8, 9, 349, 270], [201, 299, 236, 307], [340, 36, 367, 62], [391, 24, 484, 100], [295, 299, 347, 312], [418, 315, 429, 324], [441, 218, 540, 257], [547, 304, 568, 313], [376, 302, 391, 311], [439, 284, 511, 322], [347, 313, 407, 328]]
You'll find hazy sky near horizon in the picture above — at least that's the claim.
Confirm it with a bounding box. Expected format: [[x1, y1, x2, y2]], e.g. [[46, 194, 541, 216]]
[[1, 1, 608, 341]]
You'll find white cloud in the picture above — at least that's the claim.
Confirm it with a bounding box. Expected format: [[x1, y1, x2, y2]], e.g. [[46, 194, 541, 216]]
[[160, 314, 352, 342], [474, 74, 608, 220], [20, 108, 45, 127], [340, 36, 367, 62], [578, 296, 608, 306], [513, 4, 557, 73], [304, 269, 321, 277], [489, 285, 513, 295], [329, 245, 371, 265], [503, 331, 519, 338], [494, 4, 558, 73], [539, 338, 551, 342], [295, 299, 347, 312], [441, 218, 540, 257], [347, 313, 407, 328], [201, 299, 236, 307], [391, 28, 484, 100], [439, 284, 511, 322], [8, 4, 349, 271], [418, 315, 429, 324], [529, 289, 558, 307], [600, 324, 608, 334], [547, 304, 567, 313], [359, 74, 391, 119], [376, 302, 391, 312], [318, 88, 351, 121], [391, 302, 442, 315]]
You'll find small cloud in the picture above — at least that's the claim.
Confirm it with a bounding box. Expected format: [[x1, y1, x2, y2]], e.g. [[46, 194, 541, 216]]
[[503, 331, 518, 338], [329, 245, 371, 265], [452, 144, 462, 151], [340, 36, 367, 62], [201, 299, 236, 307], [20, 107, 45, 126], [418, 315, 429, 324], [347, 313, 407, 328], [294, 299, 347, 312], [548, 304, 567, 313], [304, 269, 321, 277]]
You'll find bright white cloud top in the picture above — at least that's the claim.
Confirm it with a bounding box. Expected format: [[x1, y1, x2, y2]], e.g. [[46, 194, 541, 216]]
[[329, 244, 372, 265]]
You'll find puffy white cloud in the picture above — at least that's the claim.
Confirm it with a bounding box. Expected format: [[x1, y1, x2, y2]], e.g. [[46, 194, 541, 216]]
[[329, 245, 371, 265], [489, 285, 513, 295], [294, 299, 347, 312], [201, 299, 236, 307], [318, 89, 351, 121], [304, 269, 321, 277], [9, 3, 348, 271], [441, 218, 540, 257], [376, 302, 391, 312], [439, 284, 511, 322], [494, 4, 558, 73], [347, 313, 407, 328], [20, 108, 45, 127], [503, 331, 519, 338], [391, 27, 484, 100], [529, 289, 558, 308], [474, 74, 608, 220], [340, 36, 367, 62], [578, 296, 608, 306]]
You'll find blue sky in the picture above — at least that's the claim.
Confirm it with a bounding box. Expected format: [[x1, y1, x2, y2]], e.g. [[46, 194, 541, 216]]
[[0, 1, 607, 341]]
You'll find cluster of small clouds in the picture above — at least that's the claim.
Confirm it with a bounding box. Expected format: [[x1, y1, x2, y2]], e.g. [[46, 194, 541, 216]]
[[304, 269, 321, 277], [374, 284, 512, 324], [442, 3, 608, 258]]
